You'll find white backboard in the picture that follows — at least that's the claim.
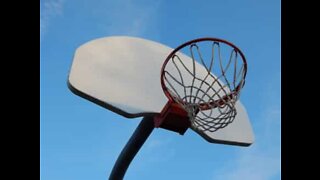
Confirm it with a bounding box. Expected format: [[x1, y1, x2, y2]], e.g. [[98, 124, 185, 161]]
[[68, 36, 254, 146]]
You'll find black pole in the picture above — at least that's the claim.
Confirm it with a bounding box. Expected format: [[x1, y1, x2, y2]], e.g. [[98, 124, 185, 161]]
[[109, 116, 155, 180]]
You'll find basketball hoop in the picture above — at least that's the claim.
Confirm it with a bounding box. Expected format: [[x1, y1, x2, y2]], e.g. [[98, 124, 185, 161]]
[[154, 38, 247, 135]]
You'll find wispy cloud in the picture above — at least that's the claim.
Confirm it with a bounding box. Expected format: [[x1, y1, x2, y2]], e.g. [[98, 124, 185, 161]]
[[142, 137, 176, 163], [213, 107, 280, 180], [97, 0, 162, 37], [212, 77, 281, 180], [124, 135, 175, 177], [40, 0, 64, 37], [214, 151, 280, 180]]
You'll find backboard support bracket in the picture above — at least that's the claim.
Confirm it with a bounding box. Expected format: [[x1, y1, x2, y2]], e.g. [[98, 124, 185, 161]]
[[154, 102, 190, 135]]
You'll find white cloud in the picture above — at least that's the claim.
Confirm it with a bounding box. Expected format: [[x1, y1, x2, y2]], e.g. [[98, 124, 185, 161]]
[[97, 0, 162, 37], [214, 152, 280, 180], [212, 113, 280, 180], [40, 0, 65, 37], [212, 77, 281, 180], [40, 0, 161, 39], [142, 137, 176, 163], [124, 135, 176, 177]]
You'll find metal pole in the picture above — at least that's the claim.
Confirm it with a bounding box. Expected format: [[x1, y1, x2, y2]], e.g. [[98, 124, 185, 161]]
[[109, 116, 155, 180]]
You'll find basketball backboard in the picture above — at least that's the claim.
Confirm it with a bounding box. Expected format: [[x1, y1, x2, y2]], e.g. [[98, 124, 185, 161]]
[[68, 36, 254, 146]]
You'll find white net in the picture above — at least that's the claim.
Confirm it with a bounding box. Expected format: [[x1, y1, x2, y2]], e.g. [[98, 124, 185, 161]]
[[163, 40, 246, 132]]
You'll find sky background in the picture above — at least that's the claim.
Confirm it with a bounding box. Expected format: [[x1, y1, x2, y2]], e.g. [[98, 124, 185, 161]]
[[40, 0, 280, 180]]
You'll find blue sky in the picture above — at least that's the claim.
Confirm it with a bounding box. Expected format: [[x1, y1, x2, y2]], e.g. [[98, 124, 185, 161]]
[[40, 0, 280, 180]]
